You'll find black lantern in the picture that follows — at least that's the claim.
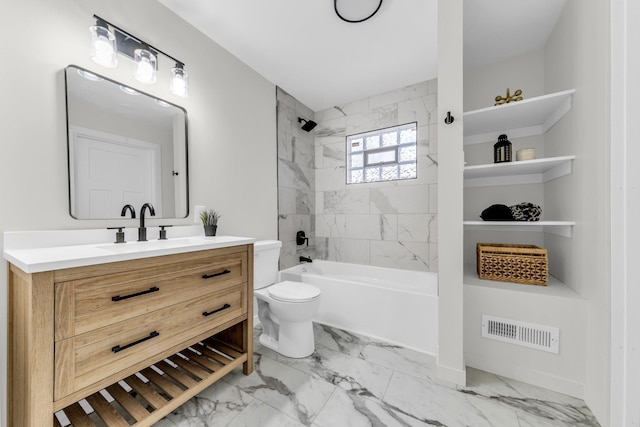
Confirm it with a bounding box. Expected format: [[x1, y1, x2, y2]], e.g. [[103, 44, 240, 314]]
[[494, 134, 512, 163]]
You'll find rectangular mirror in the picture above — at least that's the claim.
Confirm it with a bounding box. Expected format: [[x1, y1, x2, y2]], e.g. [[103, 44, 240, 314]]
[[65, 65, 188, 219]]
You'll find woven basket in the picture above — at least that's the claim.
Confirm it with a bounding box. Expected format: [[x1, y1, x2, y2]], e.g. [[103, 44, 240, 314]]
[[476, 243, 548, 286]]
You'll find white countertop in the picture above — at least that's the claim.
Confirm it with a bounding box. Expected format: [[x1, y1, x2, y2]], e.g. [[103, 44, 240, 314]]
[[3, 227, 256, 273]]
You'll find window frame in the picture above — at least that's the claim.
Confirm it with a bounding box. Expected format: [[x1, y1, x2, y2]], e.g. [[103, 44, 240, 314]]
[[346, 122, 418, 185]]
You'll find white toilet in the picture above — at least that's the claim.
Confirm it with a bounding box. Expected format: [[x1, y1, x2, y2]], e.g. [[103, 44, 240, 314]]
[[253, 240, 321, 358]]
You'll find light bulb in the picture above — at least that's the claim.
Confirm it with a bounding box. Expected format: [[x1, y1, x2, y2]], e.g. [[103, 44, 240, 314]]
[[89, 25, 117, 68], [134, 49, 157, 84], [170, 65, 189, 97]]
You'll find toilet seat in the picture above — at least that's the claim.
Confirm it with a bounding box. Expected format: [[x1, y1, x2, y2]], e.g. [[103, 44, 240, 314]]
[[268, 281, 321, 303]]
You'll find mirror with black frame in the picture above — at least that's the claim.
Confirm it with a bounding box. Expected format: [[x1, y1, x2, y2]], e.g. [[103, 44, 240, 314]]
[[65, 65, 188, 220]]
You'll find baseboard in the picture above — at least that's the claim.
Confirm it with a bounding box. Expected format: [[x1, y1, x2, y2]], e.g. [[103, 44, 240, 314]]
[[436, 353, 467, 386], [465, 353, 584, 399]]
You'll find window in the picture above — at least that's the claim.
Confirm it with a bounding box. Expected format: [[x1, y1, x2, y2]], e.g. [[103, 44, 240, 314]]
[[346, 122, 417, 184]]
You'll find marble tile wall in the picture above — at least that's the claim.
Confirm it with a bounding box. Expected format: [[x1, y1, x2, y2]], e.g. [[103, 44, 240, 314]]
[[314, 80, 439, 272], [277, 87, 317, 269]]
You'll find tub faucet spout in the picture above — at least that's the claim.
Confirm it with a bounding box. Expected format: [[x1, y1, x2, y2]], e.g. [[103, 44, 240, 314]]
[[299, 256, 313, 263], [138, 203, 156, 241]]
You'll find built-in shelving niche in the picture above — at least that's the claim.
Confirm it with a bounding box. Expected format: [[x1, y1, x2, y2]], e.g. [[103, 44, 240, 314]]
[[463, 89, 577, 292]]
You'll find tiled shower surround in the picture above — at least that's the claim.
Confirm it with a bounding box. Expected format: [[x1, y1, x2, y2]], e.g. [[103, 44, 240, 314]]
[[277, 87, 316, 269], [277, 81, 438, 272]]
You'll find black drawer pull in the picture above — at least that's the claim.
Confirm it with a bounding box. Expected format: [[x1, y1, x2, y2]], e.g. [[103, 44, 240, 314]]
[[203, 303, 231, 317], [202, 269, 231, 279], [112, 331, 159, 353], [112, 286, 160, 302]]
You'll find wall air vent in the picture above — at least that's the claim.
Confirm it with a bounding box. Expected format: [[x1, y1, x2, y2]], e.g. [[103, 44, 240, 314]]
[[481, 315, 559, 354]]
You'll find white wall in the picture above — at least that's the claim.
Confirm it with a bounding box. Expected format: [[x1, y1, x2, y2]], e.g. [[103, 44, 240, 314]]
[[544, 0, 611, 423], [437, 0, 466, 386], [0, 0, 278, 424], [610, 0, 640, 425]]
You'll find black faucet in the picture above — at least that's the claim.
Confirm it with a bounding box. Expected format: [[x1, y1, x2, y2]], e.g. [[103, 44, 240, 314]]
[[138, 203, 156, 241], [121, 204, 136, 219], [296, 231, 309, 246], [299, 256, 313, 263]]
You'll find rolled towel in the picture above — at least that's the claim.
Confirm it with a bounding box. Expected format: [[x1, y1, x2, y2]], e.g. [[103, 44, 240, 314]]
[[510, 202, 542, 221], [480, 204, 514, 221]]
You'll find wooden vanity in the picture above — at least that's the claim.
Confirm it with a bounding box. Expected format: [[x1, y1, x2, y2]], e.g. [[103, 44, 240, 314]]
[[7, 239, 254, 427]]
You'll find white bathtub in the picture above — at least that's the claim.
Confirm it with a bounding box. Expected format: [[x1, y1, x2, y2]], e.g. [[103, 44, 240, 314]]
[[279, 260, 438, 355]]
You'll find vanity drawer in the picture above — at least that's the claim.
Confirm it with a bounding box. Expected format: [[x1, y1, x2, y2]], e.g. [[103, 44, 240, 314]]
[[54, 284, 246, 400], [55, 250, 247, 341]]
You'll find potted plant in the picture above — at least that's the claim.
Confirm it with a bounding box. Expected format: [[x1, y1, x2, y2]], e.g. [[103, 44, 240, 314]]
[[200, 210, 221, 236]]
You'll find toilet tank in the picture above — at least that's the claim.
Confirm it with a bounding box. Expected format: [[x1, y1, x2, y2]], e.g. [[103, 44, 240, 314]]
[[253, 240, 282, 289]]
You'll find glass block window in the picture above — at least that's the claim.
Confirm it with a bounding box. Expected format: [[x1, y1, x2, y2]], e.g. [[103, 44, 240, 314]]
[[347, 122, 417, 184]]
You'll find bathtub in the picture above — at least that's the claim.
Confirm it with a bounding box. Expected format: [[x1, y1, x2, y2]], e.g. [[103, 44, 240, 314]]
[[279, 260, 438, 355]]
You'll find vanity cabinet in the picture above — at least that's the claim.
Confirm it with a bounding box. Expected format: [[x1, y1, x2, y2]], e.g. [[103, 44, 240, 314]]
[[8, 244, 254, 427]]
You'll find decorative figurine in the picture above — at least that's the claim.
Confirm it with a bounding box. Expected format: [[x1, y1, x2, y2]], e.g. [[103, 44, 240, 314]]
[[495, 88, 523, 106]]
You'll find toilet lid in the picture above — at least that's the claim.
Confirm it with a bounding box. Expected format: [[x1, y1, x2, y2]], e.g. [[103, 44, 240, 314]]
[[268, 281, 321, 303]]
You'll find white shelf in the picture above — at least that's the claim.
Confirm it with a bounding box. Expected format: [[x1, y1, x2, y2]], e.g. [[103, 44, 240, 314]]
[[464, 155, 575, 187], [463, 89, 576, 145], [463, 264, 583, 300], [463, 221, 575, 237]]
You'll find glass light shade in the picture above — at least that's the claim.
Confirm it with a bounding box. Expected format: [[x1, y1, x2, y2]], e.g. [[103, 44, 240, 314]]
[[134, 49, 157, 84], [76, 69, 103, 82], [89, 25, 118, 68], [170, 66, 189, 97], [119, 85, 140, 96]]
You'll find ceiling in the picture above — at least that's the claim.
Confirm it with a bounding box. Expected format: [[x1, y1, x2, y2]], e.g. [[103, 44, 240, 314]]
[[158, 0, 566, 112]]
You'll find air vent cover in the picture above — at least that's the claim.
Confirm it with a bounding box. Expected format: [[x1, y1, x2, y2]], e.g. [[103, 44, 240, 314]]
[[482, 315, 559, 354]]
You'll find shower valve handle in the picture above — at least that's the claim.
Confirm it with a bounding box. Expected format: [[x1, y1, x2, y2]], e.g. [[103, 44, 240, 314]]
[[296, 231, 309, 246]]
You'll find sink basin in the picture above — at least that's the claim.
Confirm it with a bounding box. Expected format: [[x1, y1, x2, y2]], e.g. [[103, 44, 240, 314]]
[[96, 236, 235, 254]]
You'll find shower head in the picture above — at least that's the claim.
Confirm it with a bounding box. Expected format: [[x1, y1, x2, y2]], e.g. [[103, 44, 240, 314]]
[[298, 117, 317, 132]]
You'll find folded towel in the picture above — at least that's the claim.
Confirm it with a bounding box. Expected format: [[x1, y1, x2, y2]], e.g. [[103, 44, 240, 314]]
[[480, 204, 514, 221], [480, 202, 542, 221]]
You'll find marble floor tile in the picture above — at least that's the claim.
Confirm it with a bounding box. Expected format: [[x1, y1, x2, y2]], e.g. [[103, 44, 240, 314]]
[[313, 323, 370, 356], [225, 400, 308, 427], [383, 371, 522, 427], [266, 344, 395, 400], [223, 354, 335, 425], [357, 341, 437, 383], [154, 381, 253, 427], [157, 323, 600, 427], [314, 387, 433, 427], [460, 368, 600, 426]]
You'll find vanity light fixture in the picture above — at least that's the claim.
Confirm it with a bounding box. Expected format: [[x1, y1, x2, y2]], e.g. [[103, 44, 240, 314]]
[[89, 15, 188, 97], [89, 18, 118, 68], [133, 48, 157, 84], [170, 63, 189, 97]]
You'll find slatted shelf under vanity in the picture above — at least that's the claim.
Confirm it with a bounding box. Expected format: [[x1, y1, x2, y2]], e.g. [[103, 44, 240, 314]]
[[54, 338, 247, 427]]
